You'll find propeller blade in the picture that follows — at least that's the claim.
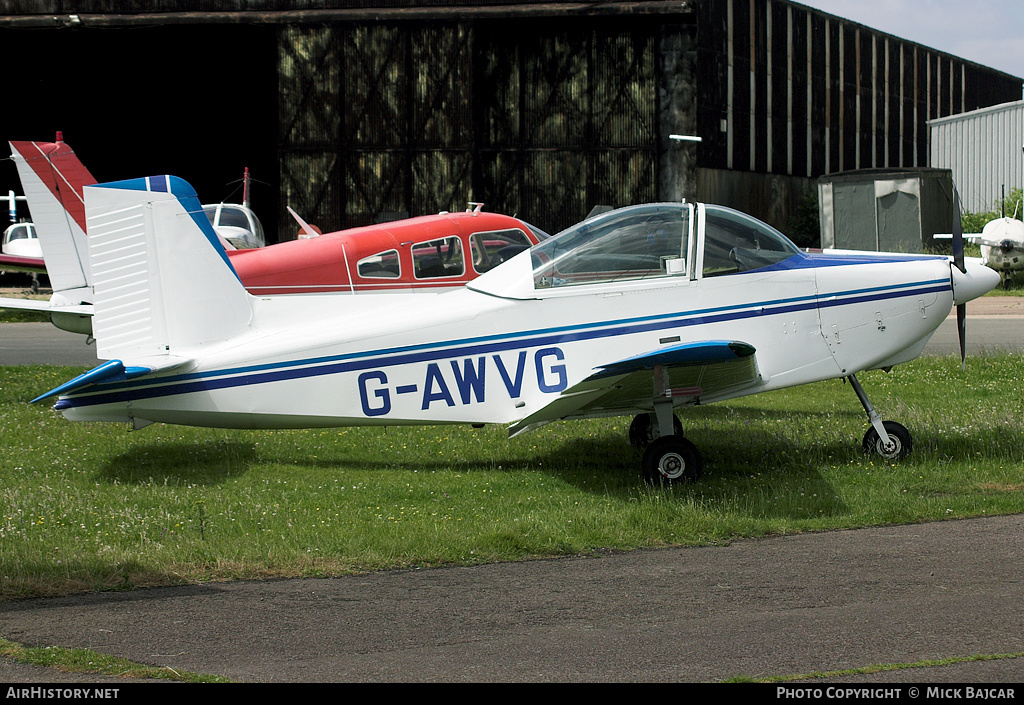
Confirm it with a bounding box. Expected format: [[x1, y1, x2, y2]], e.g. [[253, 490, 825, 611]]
[[957, 303, 967, 371], [952, 188, 966, 274], [952, 186, 966, 369]]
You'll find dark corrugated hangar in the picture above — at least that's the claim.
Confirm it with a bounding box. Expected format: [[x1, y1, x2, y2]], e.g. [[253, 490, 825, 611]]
[[0, 1, 1019, 245]]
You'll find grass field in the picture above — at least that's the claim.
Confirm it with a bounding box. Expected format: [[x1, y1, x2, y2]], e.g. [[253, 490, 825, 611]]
[[1, 354, 1022, 601]]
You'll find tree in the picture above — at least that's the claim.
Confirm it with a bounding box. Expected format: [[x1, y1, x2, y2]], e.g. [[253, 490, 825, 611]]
[[962, 187, 1023, 233]]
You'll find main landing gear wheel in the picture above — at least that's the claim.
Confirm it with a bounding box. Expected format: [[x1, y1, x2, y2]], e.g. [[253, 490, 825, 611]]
[[862, 421, 912, 461], [628, 413, 684, 450], [641, 436, 703, 486]]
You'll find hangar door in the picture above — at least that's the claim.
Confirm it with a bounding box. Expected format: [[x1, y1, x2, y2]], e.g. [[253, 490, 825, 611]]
[[277, 20, 657, 238]]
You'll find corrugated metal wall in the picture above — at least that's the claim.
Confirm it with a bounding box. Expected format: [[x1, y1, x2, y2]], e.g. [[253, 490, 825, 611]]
[[695, 0, 1023, 181], [928, 101, 1024, 214], [274, 0, 1021, 239]]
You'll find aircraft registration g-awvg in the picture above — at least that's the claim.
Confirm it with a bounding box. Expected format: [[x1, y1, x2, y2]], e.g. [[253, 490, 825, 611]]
[[33, 175, 1000, 484]]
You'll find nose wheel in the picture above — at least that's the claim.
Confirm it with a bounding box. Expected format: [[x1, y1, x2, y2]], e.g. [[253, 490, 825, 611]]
[[862, 420, 912, 460], [847, 374, 913, 461]]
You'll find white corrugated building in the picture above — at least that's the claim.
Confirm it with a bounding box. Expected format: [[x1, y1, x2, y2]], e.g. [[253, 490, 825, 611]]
[[928, 100, 1024, 214]]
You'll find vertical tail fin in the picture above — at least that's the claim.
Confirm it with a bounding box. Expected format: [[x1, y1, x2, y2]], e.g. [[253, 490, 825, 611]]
[[9, 136, 96, 296], [84, 175, 251, 361]]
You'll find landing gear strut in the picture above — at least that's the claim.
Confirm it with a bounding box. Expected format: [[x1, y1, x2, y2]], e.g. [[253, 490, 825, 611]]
[[847, 373, 912, 461], [628, 411, 683, 449]]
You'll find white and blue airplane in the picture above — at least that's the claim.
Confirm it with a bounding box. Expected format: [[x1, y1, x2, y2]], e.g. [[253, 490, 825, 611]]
[[32, 175, 1000, 485]]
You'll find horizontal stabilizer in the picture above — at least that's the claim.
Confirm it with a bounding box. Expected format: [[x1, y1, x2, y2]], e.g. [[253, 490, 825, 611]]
[[31, 356, 191, 403], [0, 296, 92, 316]]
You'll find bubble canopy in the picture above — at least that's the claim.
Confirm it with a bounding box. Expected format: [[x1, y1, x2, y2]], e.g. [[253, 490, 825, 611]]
[[469, 202, 803, 299], [530, 202, 800, 289]]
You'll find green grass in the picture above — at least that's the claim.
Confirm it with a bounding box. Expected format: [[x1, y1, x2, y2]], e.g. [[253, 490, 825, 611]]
[[0, 637, 228, 682], [0, 308, 49, 323], [1, 356, 1022, 601], [726, 651, 1024, 683]]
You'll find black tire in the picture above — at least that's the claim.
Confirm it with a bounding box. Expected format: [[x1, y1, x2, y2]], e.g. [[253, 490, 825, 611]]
[[862, 421, 912, 461], [641, 436, 703, 486], [628, 413, 684, 450]]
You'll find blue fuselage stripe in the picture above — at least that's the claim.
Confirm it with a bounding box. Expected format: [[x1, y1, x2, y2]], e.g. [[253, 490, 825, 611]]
[[56, 279, 951, 409]]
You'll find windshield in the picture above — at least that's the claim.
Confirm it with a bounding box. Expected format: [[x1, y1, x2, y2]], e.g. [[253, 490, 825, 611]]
[[531, 204, 691, 289]]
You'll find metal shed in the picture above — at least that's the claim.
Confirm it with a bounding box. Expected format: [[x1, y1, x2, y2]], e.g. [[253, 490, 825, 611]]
[[817, 168, 954, 253], [928, 100, 1024, 214]]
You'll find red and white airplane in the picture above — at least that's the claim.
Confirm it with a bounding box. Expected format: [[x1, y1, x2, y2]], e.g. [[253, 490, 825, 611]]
[[228, 205, 546, 295], [0, 135, 548, 334]]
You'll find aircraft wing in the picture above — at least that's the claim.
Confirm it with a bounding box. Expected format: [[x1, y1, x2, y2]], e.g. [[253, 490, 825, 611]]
[[508, 340, 764, 437], [933, 233, 983, 243], [0, 253, 46, 274]]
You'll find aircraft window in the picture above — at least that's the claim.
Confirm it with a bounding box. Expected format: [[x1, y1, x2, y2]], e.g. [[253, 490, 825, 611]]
[[523, 222, 551, 241], [470, 229, 533, 273], [202, 205, 218, 223], [701, 206, 800, 278], [531, 204, 690, 288], [413, 237, 465, 279], [249, 213, 266, 249], [357, 249, 401, 279], [218, 206, 252, 229], [5, 224, 33, 242]]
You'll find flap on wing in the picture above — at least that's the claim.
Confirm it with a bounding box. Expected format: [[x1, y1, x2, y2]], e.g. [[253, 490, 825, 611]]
[[508, 340, 763, 437], [32, 356, 191, 403]]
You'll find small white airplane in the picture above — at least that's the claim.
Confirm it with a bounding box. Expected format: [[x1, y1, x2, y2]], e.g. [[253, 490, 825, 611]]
[[202, 167, 266, 251], [32, 175, 1000, 484], [968, 216, 1023, 289], [935, 205, 1023, 289], [0, 222, 43, 271], [0, 191, 46, 290]]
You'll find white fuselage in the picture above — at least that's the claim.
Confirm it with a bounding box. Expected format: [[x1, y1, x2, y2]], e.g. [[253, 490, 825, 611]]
[[56, 250, 957, 431]]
